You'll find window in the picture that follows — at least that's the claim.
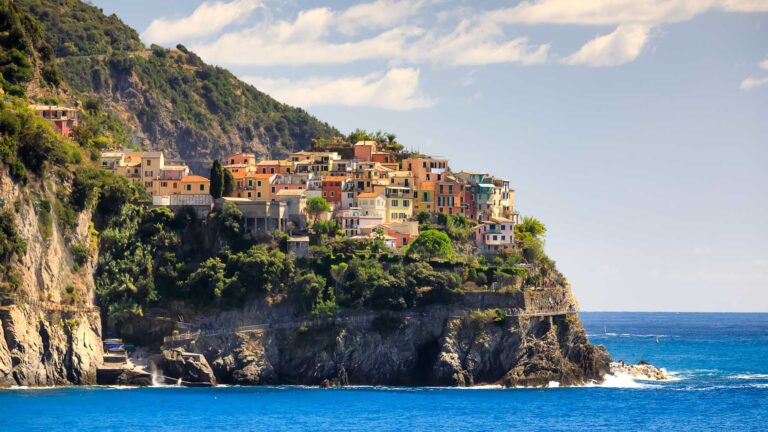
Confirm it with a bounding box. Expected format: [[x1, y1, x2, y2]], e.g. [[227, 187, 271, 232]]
[[500, 224, 506, 230], [147, 160, 152, 166], [391, 199, 399, 206], [391, 212, 397, 220], [262, 168, 267, 174], [501, 236, 506, 241], [247, 192, 252, 198], [199, 184, 205, 191], [330, 191, 335, 197], [173, 183, 177, 189], [270, 168, 275, 174], [271, 187, 276, 193], [185, 185, 192, 191], [248, 180, 253, 187], [323, 192, 327, 197], [257, 192, 262, 198], [257, 181, 262, 187], [403, 200, 410, 207], [161, 182, 168, 187], [493, 235, 498, 241]]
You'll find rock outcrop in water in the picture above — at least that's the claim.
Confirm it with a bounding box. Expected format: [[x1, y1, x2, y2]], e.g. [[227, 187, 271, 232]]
[[153, 349, 217, 386], [610, 361, 669, 381]]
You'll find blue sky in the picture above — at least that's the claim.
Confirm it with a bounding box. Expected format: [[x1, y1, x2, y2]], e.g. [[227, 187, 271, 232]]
[[90, 0, 768, 311]]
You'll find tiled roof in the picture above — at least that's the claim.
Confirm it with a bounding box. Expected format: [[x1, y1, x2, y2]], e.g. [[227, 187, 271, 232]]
[[181, 175, 209, 182], [357, 192, 383, 198]]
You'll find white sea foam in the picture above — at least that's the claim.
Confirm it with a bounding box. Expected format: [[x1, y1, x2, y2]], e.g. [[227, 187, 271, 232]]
[[589, 333, 669, 338], [730, 373, 768, 380], [583, 372, 662, 389]]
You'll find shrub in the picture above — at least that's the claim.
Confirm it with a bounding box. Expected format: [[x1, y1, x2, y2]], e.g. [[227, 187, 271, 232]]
[[406, 230, 453, 261], [70, 240, 91, 269]]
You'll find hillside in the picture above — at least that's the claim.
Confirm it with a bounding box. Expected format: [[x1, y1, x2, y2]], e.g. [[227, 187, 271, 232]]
[[15, 0, 341, 173]]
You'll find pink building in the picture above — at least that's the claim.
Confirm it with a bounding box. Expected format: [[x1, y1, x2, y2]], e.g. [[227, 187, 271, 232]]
[[475, 216, 515, 253]]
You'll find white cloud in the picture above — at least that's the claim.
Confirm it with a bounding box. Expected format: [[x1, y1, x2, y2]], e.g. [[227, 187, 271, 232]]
[[142, 0, 261, 45], [564, 24, 651, 67], [337, 0, 429, 35], [739, 57, 768, 90], [740, 76, 768, 90], [244, 68, 434, 110], [489, 0, 768, 26], [192, 6, 550, 67], [406, 19, 550, 66]]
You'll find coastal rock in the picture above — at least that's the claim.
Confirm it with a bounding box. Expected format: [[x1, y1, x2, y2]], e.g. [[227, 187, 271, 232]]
[[0, 171, 103, 387], [180, 303, 611, 387], [156, 348, 217, 386], [610, 361, 669, 381]]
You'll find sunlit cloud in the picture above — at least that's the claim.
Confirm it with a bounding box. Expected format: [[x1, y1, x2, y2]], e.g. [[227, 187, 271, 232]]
[[244, 68, 435, 110]]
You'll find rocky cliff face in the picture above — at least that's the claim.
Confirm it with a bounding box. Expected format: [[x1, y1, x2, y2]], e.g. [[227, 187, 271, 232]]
[[0, 170, 103, 387], [177, 302, 610, 387]]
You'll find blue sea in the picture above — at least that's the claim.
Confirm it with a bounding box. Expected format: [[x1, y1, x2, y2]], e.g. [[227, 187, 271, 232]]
[[1, 312, 767, 431]]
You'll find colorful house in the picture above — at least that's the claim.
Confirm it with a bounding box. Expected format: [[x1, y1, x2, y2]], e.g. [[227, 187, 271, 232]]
[[30, 105, 79, 137], [225, 152, 257, 166], [401, 157, 448, 187], [436, 175, 465, 216], [256, 159, 293, 175], [413, 181, 436, 214], [321, 176, 351, 208], [180, 175, 210, 195], [475, 216, 516, 253]]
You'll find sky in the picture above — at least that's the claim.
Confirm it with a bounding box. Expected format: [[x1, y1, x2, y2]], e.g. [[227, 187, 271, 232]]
[[89, 0, 768, 312]]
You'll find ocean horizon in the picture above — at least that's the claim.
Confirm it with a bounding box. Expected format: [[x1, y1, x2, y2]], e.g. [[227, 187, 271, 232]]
[[2, 312, 766, 431]]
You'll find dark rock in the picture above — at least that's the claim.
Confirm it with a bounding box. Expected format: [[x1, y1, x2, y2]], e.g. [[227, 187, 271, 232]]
[[155, 348, 216, 386]]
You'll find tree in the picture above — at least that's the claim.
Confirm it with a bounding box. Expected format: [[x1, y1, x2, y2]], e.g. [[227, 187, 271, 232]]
[[222, 169, 234, 196], [415, 210, 431, 225], [210, 160, 224, 198], [515, 216, 546, 240], [406, 229, 453, 261], [305, 197, 330, 223], [313, 220, 341, 238], [330, 262, 349, 291]]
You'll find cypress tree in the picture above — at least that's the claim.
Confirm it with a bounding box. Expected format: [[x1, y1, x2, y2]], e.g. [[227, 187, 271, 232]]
[[210, 160, 223, 198], [223, 169, 234, 197]]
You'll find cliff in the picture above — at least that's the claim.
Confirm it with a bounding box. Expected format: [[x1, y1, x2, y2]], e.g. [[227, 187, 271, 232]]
[[0, 170, 102, 387], [164, 291, 610, 387]]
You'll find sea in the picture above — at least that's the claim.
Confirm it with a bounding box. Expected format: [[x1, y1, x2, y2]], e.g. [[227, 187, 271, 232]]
[[1, 312, 766, 431]]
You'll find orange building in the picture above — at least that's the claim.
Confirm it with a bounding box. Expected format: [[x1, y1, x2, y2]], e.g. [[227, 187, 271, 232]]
[[225, 152, 257, 166], [401, 157, 449, 187], [180, 175, 210, 195], [256, 160, 293, 175], [436, 176, 465, 215], [321, 176, 350, 208]]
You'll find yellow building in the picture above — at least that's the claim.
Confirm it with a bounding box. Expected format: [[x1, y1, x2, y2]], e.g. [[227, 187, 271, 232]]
[[231, 172, 277, 201], [385, 190, 412, 223], [413, 181, 436, 213], [180, 175, 210, 195]]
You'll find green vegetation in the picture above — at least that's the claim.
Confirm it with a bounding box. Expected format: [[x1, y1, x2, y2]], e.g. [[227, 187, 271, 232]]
[[210, 160, 223, 199], [0, 207, 26, 290], [16, 0, 141, 57], [0, 101, 82, 184], [406, 229, 453, 261], [223, 169, 234, 196], [0, 0, 62, 96], [305, 197, 331, 223]]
